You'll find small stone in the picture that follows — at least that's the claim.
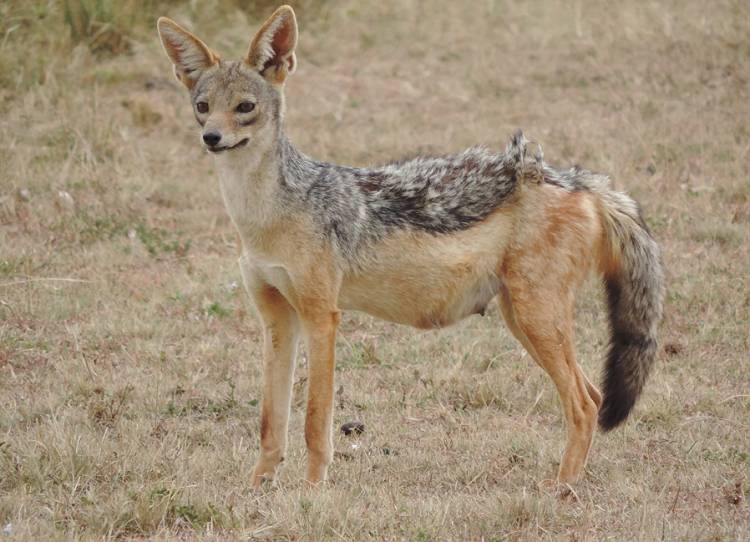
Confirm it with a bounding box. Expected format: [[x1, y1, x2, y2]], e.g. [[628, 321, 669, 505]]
[[17, 188, 30, 202], [57, 190, 75, 210], [2, 523, 11, 534], [340, 420, 364, 436]]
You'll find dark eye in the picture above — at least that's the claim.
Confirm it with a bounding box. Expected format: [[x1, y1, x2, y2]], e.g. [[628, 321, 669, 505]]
[[196, 101, 209, 114], [236, 102, 255, 114]]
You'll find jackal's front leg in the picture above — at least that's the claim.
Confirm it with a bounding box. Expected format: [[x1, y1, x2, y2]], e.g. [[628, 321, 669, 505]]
[[300, 308, 340, 484], [242, 266, 300, 487]]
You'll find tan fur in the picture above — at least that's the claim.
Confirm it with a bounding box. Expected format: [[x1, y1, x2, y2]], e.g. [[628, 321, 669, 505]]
[[242, 279, 299, 485], [339, 207, 514, 328], [497, 187, 604, 482]]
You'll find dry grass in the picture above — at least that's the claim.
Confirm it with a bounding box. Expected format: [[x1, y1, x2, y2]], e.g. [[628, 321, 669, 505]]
[[1, 0, 749, 539]]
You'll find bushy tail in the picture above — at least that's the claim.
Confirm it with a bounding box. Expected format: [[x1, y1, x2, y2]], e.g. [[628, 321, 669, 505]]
[[596, 189, 665, 431]]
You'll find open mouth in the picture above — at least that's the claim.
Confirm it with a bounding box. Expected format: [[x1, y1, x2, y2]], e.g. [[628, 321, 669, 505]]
[[207, 138, 249, 153]]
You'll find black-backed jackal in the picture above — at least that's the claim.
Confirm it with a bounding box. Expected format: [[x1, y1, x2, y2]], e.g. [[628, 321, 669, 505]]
[[157, 5, 664, 487]]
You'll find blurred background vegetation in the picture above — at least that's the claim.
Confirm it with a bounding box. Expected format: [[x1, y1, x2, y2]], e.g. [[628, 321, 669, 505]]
[[0, 0, 324, 89]]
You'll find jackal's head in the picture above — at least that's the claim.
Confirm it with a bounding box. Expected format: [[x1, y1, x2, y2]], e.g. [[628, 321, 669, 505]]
[[157, 6, 297, 155]]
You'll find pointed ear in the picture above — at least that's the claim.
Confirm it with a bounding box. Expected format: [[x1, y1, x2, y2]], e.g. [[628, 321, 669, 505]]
[[246, 5, 298, 85], [157, 17, 219, 89]]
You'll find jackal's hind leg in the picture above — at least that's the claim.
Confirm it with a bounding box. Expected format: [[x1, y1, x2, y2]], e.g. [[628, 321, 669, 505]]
[[499, 286, 602, 410], [498, 285, 598, 484]]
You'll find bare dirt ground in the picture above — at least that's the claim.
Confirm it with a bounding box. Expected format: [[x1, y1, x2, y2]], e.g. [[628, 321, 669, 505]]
[[1, 1, 749, 539]]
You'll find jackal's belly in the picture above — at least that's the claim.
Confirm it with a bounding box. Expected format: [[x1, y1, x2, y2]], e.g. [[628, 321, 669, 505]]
[[338, 216, 511, 328], [339, 267, 501, 328]]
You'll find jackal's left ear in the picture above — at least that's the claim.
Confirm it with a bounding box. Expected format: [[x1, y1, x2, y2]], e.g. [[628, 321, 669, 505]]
[[246, 5, 298, 85], [157, 17, 219, 89]]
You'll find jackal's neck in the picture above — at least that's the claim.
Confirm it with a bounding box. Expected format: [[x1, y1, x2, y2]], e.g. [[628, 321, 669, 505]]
[[216, 129, 337, 236], [214, 132, 285, 233], [275, 133, 353, 197]]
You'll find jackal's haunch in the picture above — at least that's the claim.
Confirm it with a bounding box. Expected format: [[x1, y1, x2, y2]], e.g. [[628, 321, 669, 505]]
[[158, 5, 664, 487]]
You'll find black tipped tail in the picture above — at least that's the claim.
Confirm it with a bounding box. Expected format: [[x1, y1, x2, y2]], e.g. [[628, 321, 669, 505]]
[[598, 276, 660, 430], [597, 192, 665, 431]]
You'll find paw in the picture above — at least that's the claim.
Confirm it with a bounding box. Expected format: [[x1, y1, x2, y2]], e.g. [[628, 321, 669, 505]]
[[250, 458, 281, 488], [304, 461, 329, 486], [250, 471, 274, 489]]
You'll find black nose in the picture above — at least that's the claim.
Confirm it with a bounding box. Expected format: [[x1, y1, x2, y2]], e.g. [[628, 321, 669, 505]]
[[203, 132, 221, 147]]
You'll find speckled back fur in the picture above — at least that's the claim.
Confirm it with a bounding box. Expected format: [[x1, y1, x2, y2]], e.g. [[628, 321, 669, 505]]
[[277, 131, 537, 260]]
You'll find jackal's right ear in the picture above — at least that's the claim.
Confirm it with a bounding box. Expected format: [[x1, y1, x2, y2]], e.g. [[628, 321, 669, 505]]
[[157, 17, 219, 89], [246, 6, 298, 85]]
